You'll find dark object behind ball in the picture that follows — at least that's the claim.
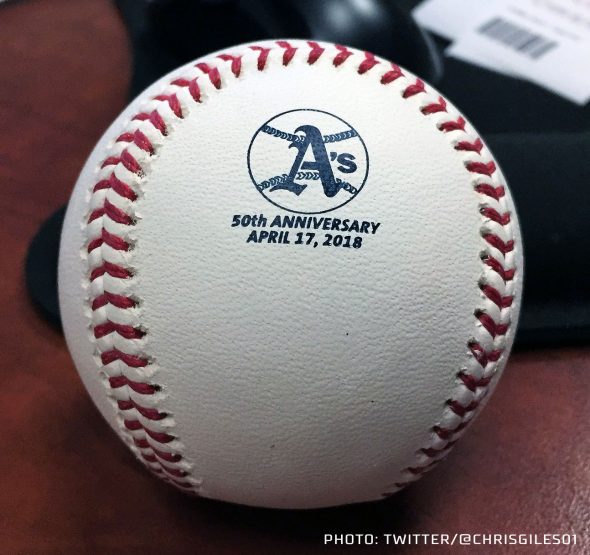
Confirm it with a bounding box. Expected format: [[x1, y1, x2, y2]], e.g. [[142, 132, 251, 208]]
[[117, 0, 443, 97]]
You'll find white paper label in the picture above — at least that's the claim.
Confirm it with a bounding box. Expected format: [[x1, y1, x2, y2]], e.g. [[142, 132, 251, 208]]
[[414, 0, 590, 104], [413, 0, 505, 41]]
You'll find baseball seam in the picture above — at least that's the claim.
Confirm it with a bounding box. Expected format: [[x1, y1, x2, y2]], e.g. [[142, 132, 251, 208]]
[[82, 40, 518, 497]]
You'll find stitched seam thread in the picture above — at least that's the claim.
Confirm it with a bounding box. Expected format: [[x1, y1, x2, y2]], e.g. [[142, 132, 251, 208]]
[[82, 40, 518, 495]]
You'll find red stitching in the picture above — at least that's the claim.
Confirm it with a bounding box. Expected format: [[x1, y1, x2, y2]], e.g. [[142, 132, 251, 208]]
[[447, 399, 480, 418], [467, 160, 497, 177], [124, 422, 174, 447], [133, 438, 183, 463], [380, 64, 403, 85], [83, 42, 517, 496], [92, 292, 136, 310], [144, 428, 175, 444], [276, 40, 297, 66], [116, 130, 154, 153], [458, 371, 492, 392], [154, 94, 184, 119], [433, 422, 468, 441], [109, 375, 158, 395], [172, 77, 202, 103], [88, 62, 198, 486], [217, 54, 242, 77], [101, 349, 148, 368], [333, 44, 353, 67], [402, 78, 425, 98], [482, 233, 514, 255], [87, 208, 104, 223], [94, 173, 137, 200], [117, 399, 165, 420], [136, 405, 166, 420], [307, 41, 324, 64], [475, 310, 509, 338], [421, 96, 447, 114], [480, 284, 513, 309], [155, 449, 182, 463], [94, 321, 145, 340], [438, 116, 466, 132], [357, 52, 379, 75], [124, 419, 143, 431], [481, 206, 511, 225], [483, 255, 515, 282], [86, 237, 102, 253], [87, 228, 130, 253], [456, 138, 483, 153], [90, 261, 132, 281], [475, 183, 505, 201], [468, 341, 488, 367], [89, 199, 133, 225], [249, 45, 271, 70], [469, 341, 503, 366], [133, 111, 167, 135], [101, 156, 121, 169], [171, 78, 189, 87], [389, 47, 516, 488], [141, 453, 157, 463], [196, 63, 222, 89]]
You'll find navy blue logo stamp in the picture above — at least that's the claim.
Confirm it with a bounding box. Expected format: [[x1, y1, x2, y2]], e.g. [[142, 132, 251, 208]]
[[247, 109, 369, 214]]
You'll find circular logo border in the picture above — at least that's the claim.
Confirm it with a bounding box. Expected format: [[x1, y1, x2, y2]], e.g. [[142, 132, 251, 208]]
[[247, 108, 370, 215]]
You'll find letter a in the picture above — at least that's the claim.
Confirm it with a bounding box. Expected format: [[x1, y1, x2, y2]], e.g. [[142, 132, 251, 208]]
[[271, 125, 339, 197]]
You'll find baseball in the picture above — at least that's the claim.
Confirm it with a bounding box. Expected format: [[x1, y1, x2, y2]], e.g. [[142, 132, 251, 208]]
[[59, 40, 522, 509]]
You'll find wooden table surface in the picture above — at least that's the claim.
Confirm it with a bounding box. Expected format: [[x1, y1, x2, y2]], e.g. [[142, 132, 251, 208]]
[[1, 1, 588, 553]]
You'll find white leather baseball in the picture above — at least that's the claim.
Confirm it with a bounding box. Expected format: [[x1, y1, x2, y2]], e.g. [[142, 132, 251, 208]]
[[59, 40, 523, 509]]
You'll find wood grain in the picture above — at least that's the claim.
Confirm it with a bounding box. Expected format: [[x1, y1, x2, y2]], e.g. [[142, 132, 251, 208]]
[[0, 1, 588, 553]]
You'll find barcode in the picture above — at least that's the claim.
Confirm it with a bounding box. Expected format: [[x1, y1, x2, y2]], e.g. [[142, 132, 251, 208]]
[[478, 17, 557, 59]]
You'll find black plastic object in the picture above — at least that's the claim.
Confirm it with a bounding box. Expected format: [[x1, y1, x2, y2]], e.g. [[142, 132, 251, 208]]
[[486, 132, 590, 345], [26, 206, 65, 328], [117, 0, 443, 98]]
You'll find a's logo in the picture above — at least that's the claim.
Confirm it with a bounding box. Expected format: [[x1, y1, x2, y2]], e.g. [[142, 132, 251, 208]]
[[247, 109, 369, 214]]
